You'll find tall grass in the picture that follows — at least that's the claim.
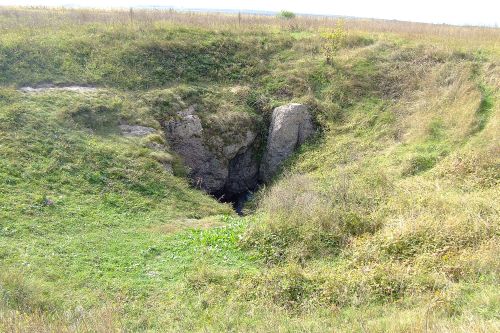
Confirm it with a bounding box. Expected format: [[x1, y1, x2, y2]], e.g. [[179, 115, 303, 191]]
[[238, 24, 499, 331], [1, 6, 499, 51]]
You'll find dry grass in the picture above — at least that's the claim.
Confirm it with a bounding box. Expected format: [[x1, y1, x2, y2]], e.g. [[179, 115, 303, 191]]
[[0, 6, 498, 52], [0, 306, 121, 333], [239, 29, 499, 329], [0, 270, 121, 332]]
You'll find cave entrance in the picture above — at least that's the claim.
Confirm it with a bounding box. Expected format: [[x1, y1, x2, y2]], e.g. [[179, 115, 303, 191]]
[[212, 148, 260, 216], [215, 189, 256, 216]]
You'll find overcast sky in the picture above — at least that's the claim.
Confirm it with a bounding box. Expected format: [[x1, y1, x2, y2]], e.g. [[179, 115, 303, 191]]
[[0, 0, 498, 26]]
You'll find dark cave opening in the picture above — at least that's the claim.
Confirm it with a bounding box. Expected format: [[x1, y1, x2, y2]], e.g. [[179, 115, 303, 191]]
[[212, 148, 260, 215], [215, 189, 256, 216]]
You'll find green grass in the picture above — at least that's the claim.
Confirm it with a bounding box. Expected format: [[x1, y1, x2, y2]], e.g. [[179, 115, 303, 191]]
[[0, 7, 499, 332], [0, 88, 249, 329], [472, 83, 495, 134], [0, 25, 291, 89]]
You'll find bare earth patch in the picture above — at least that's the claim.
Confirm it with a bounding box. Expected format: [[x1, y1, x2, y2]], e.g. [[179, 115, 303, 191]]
[[19, 84, 99, 93]]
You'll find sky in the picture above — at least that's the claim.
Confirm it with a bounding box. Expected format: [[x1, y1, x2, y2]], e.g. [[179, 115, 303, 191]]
[[0, 0, 498, 27]]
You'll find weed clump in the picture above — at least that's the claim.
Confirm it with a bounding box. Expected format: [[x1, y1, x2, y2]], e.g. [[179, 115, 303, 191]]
[[0, 270, 56, 313], [241, 174, 381, 264]]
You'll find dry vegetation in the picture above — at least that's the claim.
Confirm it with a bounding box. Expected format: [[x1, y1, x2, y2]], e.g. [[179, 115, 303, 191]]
[[1, 6, 499, 49]]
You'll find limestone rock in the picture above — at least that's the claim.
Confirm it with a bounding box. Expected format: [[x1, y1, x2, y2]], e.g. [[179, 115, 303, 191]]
[[225, 148, 259, 194], [260, 103, 314, 182], [222, 130, 257, 160], [163, 106, 259, 194], [119, 124, 156, 137], [19, 85, 99, 93], [164, 107, 224, 192], [163, 163, 173, 174]]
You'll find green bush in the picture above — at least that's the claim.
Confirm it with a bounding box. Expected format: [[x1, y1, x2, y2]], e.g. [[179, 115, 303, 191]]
[[401, 153, 438, 176], [277, 11, 296, 20], [321, 21, 347, 64]]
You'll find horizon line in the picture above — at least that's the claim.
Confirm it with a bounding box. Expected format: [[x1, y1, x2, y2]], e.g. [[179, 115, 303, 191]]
[[1, 4, 498, 28]]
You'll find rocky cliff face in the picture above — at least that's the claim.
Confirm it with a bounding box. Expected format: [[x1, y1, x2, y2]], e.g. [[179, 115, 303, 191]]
[[161, 103, 314, 198], [163, 105, 259, 196], [260, 103, 315, 182]]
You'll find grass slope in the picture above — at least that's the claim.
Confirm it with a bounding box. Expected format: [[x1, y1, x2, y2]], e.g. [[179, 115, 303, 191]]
[[0, 7, 499, 332], [0, 88, 248, 330]]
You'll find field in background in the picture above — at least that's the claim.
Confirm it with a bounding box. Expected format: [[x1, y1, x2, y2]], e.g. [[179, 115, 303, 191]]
[[0, 6, 499, 51], [0, 6, 499, 332]]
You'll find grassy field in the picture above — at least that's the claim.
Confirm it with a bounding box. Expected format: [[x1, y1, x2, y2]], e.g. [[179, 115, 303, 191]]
[[0, 7, 499, 332]]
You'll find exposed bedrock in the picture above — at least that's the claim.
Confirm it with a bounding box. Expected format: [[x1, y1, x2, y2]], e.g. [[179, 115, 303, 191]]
[[260, 103, 315, 182], [161, 103, 314, 197], [163, 106, 259, 195], [119, 124, 156, 137]]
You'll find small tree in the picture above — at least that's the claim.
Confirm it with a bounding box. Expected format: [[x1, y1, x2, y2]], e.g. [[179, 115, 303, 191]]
[[278, 10, 299, 31], [278, 10, 296, 20], [322, 20, 347, 65]]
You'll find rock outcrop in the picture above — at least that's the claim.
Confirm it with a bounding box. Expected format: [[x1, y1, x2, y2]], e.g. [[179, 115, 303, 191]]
[[161, 102, 314, 199], [163, 106, 259, 195], [20, 85, 99, 93], [260, 103, 314, 182]]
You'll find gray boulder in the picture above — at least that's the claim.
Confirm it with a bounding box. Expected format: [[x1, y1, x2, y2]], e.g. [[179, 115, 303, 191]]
[[260, 104, 314, 182], [164, 106, 224, 192]]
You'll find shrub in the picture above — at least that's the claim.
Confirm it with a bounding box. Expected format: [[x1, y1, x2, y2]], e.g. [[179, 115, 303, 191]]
[[321, 20, 348, 64], [277, 10, 296, 20], [277, 11, 301, 31], [401, 153, 438, 176]]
